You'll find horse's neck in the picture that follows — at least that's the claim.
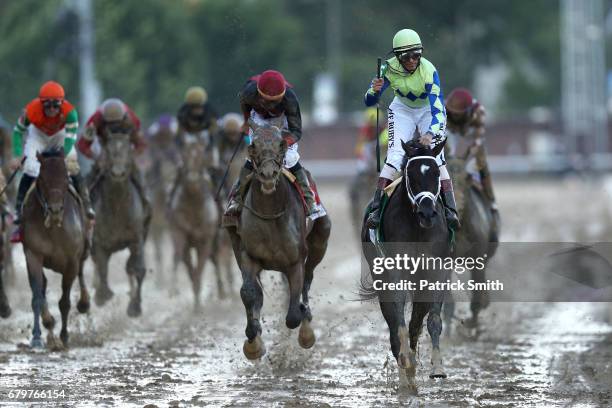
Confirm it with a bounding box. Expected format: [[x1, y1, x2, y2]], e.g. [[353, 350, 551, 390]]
[[248, 176, 289, 213]]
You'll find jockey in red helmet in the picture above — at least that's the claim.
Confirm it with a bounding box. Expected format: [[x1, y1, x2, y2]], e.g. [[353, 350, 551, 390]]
[[445, 88, 497, 213]]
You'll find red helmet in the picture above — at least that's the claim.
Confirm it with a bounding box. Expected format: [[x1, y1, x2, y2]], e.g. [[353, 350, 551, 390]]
[[256, 70, 289, 101], [39, 81, 65, 100], [445, 88, 475, 115]]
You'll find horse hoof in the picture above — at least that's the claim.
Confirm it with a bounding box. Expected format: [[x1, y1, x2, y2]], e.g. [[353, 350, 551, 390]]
[[30, 337, 44, 349], [77, 299, 90, 314], [298, 320, 316, 349], [398, 350, 417, 378], [430, 349, 446, 378], [243, 336, 266, 360], [94, 287, 114, 306], [42, 314, 55, 330], [127, 300, 142, 318]]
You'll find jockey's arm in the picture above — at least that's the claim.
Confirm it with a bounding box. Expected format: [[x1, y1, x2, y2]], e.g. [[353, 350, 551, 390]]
[[283, 90, 302, 145], [426, 70, 447, 148], [62, 108, 79, 156], [364, 76, 390, 107], [11, 110, 29, 158]]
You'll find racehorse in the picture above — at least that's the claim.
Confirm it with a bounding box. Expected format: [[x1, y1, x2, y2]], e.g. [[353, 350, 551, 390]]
[[22, 148, 90, 348], [89, 131, 150, 317], [168, 136, 218, 309], [225, 122, 331, 360], [444, 155, 500, 330], [361, 140, 452, 389]]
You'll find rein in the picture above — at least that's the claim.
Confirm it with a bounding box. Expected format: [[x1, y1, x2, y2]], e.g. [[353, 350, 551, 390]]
[[240, 157, 287, 220]]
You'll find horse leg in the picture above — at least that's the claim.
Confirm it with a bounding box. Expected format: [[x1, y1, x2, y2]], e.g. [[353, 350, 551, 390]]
[[239, 253, 265, 360], [284, 263, 304, 330], [58, 270, 77, 348], [427, 301, 447, 378], [25, 251, 45, 348], [41, 273, 56, 335], [192, 243, 211, 311], [380, 295, 415, 390], [76, 257, 90, 314], [92, 247, 113, 306], [210, 249, 226, 301], [126, 241, 146, 318], [170, 231, 186, 296], [0, 260, 10, 318], [299, 215, 331, 348], [468, 266, 489, 329]]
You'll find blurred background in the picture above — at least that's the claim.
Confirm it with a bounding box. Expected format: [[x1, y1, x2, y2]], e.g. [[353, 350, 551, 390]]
[[0, 0, 611, 174]]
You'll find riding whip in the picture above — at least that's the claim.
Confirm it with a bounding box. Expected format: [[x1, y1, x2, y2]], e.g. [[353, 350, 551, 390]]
[[375, 57, 382, 173], [215, 134, 245, 200], [0, 156, 26, 198]]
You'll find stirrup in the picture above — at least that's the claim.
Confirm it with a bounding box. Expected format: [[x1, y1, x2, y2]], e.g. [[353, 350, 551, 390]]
[[224, 199, 241, 217]]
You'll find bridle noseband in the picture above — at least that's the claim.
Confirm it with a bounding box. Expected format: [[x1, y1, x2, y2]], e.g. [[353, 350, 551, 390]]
[[404, 155, 440, 207]]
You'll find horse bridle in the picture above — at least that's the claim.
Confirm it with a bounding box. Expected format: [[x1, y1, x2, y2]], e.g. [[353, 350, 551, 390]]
[[237, 156, 286, 220], [404, 155, 440, 207]]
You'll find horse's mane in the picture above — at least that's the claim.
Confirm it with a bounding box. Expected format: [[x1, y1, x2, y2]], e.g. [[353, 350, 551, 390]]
[[40, 146, 65, 158]]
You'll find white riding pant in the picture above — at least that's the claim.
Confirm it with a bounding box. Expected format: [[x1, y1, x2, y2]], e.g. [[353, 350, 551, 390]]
[[248, 111, 299, 169], [24, 125, 78, 177], [381, 97, 448, 181]]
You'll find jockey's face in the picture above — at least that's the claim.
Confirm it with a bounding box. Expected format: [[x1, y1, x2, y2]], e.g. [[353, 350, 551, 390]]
[[398, 51, 421, 73], [42, 99, 62, 117], [259, 96, 281, 112]]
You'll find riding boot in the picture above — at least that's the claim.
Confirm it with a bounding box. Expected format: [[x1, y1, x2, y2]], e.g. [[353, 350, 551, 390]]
[[224, 164, 253, 217], [366, 177, 391, 229], [70, 174, 95, 220], [10, 174, 36, 243], [441, 179, 460, 230], [292, 166, 317, 216]]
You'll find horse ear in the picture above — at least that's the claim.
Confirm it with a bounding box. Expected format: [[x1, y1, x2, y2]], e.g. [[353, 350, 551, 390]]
[[401, 139, 418, 157], [431, 139, 446, 158]]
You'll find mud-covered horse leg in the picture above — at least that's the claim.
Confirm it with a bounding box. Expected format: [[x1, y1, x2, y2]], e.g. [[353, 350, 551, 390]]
[[285, 262, 305, 330], [239, 252, 265, 360], [467, 266, 489, 329], [92, 246, 114, 306], [299, 215, 331, 349], [126, 241, 146, 318], [192, 242, 211, 310], [0, 260, 10, 318], [209, 237, 226, 300], [25, 250, 45, 348], [76, 256, 90, 314], [170, 231, 186, 296], [427, 301, 447, 378], [58, 267, 77, 347]]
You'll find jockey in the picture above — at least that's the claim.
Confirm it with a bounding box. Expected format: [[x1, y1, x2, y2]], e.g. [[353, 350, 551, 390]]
[[445, 88, 497, 213], [217, 112, 245, 162], [9, 81, 89, 242], [224, 69, 317, 217], [176, 86, 218, 147], [364, 28, 459, 230], [77, 98, 149, 210]]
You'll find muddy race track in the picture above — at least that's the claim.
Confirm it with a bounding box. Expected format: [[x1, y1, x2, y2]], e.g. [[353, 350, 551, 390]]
[[1, 177, 612, 407]]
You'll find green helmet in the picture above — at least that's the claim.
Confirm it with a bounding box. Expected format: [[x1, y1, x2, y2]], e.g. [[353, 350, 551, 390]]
[[392, 29, 422, 53]]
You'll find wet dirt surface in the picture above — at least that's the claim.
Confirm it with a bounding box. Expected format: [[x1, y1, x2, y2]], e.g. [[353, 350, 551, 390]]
[[1, 177, 612, 407]]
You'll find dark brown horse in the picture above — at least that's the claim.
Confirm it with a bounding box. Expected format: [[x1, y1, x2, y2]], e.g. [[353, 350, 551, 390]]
[[0, 225, 10, 318], [22, 148, 90, 348], [168, 137, 218, 309], [225, 123, 331, 360], [90, 132, 150, 317], [361, 141, 451, 390]]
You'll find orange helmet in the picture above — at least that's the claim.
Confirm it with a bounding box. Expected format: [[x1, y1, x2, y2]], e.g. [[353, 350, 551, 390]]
[[39, 81, 65, 100]]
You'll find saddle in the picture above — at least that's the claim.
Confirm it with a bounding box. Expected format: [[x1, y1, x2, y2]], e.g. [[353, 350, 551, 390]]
[[222, 169, 326, 228]]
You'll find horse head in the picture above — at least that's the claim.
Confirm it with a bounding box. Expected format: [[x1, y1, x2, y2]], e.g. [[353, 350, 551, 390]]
[[36, 147, 68, 227], [401, 139, 445, 229], [180, 135, 209, 191], [102, 129, 133, 181], [247, 120, 287, 194]]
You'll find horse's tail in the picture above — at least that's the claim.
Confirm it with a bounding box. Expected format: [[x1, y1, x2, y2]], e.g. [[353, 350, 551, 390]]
[[357, 269, 378, 301]]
